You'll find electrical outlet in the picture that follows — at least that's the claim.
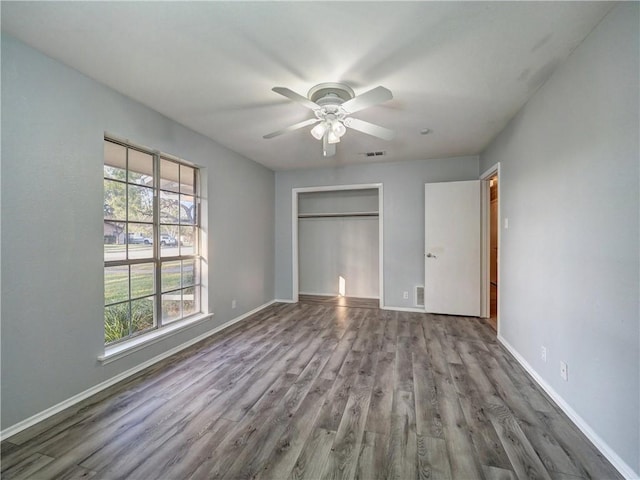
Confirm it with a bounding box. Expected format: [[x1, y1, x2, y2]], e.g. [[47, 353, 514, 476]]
[[541, 346, 547, 362], [403, 291, 409, 299], [504, 218, 509, 229], [560, 361, 568, 381], [232, 299, 237, 309]]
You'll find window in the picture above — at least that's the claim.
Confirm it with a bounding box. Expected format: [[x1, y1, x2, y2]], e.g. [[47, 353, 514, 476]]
[[104, 138, 201, 345]]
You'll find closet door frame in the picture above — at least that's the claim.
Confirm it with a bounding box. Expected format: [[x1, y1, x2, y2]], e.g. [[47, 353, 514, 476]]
[[292, 183, 384, 308]]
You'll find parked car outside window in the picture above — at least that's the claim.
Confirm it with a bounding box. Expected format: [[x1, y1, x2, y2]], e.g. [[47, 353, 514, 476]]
[[160, 234, 178, 246], [126, 233, 151, 244]]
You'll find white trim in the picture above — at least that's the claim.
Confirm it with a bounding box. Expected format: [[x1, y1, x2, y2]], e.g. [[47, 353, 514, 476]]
[[378, 185, 385, 309], [292, 188, 299, 303], [292, 183, 381, 194], [381, 305, 427, 313], [299, 291, 340, 297], [274, 298, 297, 304], [299, 291, 380, 300], [498, 335, 639, 480], [480, 178, 489, 318], [100, 313, 214, 364], [480, 163, 501, 187], [291, 183, 385, 309], [480, 162, 500, 334], [1, 300, 276, 442]]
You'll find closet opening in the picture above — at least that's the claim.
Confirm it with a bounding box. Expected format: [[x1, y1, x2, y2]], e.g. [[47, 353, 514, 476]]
[[292, 184, 384, 308]]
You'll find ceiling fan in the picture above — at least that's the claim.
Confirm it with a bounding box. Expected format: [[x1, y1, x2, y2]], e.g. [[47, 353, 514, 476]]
[[263, 82, 395, 157]]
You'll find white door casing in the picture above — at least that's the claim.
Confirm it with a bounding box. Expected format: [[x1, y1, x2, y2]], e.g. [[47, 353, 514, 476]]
[[424, 180, 481, 316]]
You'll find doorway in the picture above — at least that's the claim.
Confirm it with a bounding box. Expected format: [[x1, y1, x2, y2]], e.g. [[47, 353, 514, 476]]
[[481, 163, 500, 332], [488, 175, 499, 329]]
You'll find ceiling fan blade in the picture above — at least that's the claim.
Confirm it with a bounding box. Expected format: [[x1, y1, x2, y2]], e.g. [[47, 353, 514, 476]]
[[344, 117, 395, 141], [341, 86, 393, 114], [272, 87, 319, 110], [263, 118, 319, 139]]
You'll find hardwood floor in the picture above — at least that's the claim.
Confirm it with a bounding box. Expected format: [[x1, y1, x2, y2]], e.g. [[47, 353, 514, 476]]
[[1, 301, 621, 479]]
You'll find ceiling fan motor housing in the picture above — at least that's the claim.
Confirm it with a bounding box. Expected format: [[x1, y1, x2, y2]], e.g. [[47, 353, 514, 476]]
[[308, 83, 355, 106]]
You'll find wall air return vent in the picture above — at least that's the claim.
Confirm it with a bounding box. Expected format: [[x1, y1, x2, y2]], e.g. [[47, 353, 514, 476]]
[[415, 286, 425, 307]]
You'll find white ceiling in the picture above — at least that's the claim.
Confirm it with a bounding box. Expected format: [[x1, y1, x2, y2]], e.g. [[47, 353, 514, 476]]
[[1, 1, 613, 171]]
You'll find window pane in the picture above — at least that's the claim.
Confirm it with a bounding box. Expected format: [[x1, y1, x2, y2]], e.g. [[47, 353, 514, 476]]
[[160, 227, 180, 257], [160, 191, 179, 223], [104, 141, 126, 180], [162, 292, 181, 324], [180, 195, 196, 224], [104, 222, 126, 261], [104, 265, 129, 305], [105, 303, 130, 344], [128, 185, 154, 222], [180, 226, 196, 256], [182, 286, 199, 318], [160, 159, 180, 192], [131, 263, 154, 299], [182, 259, 195, 287], [180, 165, 195, 195], [128, 149, 154, 186], [128, 223, 153, 260], [161, 260, 181, 292], [131, 296, 155, 334], [104, 179, 126, 221]]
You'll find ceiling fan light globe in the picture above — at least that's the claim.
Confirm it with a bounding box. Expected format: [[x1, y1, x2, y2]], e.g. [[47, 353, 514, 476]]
[[332, 121, 347, 138], [310, 122, 327, 140], [327, 130, 341, 144]]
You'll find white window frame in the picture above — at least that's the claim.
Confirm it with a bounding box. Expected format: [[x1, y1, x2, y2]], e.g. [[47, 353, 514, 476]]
[[102, 137, 209, 361]]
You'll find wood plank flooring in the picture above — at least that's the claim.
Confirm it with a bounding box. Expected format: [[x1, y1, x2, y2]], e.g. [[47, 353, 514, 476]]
[[1, 300, 622, 479]]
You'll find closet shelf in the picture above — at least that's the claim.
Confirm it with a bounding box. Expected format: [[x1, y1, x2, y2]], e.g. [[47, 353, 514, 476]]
[[298, 211, 379, 219]]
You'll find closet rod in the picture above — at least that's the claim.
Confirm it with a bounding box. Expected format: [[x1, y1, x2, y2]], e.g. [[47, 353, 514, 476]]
[[298, 212, 379, 219]]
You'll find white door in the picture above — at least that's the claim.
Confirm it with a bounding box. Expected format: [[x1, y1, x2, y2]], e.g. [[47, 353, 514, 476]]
[[425, 180, 481, 316]]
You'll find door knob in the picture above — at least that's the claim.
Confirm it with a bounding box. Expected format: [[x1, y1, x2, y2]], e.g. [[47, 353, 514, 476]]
[[425, 253, 437, 258]]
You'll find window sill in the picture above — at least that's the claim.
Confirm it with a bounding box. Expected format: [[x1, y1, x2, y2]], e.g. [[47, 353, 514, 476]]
[[98, 312, 214, 365]]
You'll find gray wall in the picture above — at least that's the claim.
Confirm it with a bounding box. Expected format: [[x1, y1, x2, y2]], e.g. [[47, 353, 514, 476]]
[[480, 3, 639, 474], [299, 217, 379, 297], [298, 189, 379, 215], [1, 36, 275, 430], [275, 157, 479, 307]]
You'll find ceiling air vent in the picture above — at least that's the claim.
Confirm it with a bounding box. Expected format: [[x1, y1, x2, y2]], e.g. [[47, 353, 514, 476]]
[[364, 151, 386, 157]]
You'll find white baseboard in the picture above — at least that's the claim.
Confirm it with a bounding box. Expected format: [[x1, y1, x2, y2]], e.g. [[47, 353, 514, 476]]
[[381, 305, 426, 313], [1, 300, 276, 441], [298, 291, 337, 297], [298, 292, 380, 300], [274, 298, 297, 304], [498, 334, 639, 480]]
